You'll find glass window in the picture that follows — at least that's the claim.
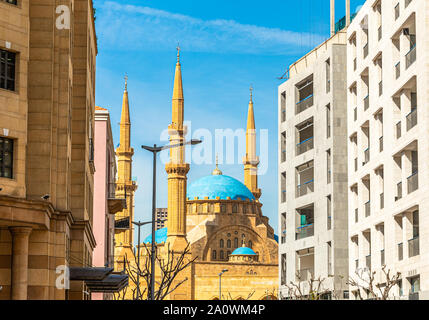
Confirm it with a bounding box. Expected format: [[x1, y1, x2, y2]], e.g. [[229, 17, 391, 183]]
[[212, 250, 216, 260], [234, 238, 239, 248], [227, 239, 231, 248], [0, 137, 14, 179], [219, 239, 224, 248], [0, 49, 16, 91], [220, 250, 224, 260]]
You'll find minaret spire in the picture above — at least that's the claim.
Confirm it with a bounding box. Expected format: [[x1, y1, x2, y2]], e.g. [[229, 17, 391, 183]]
[[243, 86, 261, 200], [114, 74, 137, 266], [166, 47, 190, 250]]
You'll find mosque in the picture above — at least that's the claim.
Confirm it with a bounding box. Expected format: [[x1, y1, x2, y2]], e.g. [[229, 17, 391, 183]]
[[114, 48, 278, 300]]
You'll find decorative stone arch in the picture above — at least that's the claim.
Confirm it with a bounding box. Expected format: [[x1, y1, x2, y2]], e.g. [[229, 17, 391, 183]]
[[202, 225, 270, 263]]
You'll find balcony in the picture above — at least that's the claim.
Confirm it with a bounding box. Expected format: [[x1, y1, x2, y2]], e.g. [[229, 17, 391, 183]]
[[296, 224, 314, 240], [365, 255, 371, 271], [365, 201, 371, 217], [296, 137, 314, 155], [364, 95, 369, 111], [406, 45, 416, 69], [406, 108, 417, 131], [363, 43, 368, 59], [407, 171, 418, 194], [398, 242, 403, 261], [381, 249, 385, 266], [395, 62, 401, 79], [396, 181, 403, 201], [296, 179, 314, 198], [408, 236, 420, 258], [296, 94, 314, 114], [396, 121, 402, 139], [379, 136, 383, 152], [363, 148, 370, 165]]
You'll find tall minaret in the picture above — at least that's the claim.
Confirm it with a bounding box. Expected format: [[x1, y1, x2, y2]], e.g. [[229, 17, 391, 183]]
[[115, 75, 137, 264], [243, 87, 261, 200], [165, 47, 190, 251]]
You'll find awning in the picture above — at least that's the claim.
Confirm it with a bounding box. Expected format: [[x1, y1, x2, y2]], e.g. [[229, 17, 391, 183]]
[[69, 267, 128, 294]]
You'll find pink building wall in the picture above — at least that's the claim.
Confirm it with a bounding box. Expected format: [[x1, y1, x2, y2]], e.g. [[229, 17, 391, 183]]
[[92, 107, 116, 300]]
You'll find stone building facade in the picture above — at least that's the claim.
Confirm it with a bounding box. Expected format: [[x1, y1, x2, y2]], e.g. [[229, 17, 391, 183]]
[[0, 0, 97, 300]]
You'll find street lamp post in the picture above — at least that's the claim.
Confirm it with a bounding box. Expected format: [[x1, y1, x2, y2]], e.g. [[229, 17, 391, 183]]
[[142, 139, 202, 300], [218, 269, 228, 300]]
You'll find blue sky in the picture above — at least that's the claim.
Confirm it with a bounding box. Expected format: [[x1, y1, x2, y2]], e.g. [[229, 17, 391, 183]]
[[93, 0, 365, 240]]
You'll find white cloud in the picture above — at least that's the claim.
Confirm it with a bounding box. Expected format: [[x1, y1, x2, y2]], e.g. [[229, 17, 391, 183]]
[[96, 1, 326, 55]]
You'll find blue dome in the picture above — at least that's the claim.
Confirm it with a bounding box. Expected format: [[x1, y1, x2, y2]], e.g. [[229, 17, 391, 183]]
[[231, 246, 257, 256], [144, 227, 167, 244], [187, 175, 255, 201]]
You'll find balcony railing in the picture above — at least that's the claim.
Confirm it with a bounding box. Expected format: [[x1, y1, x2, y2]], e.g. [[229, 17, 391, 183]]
[[406, 108, 417, 131], [296, 223, 314, 240], [398, 242, 403, 261], [381, 249, 385, 266], [296, 94, 314, 114], [365, 201, 371, 217], [396, 182, 403, 201], [296, 137, 314, 155], [395, 62, 401, 79], [396, 121, 402, 139], [296, 179, 314, 197], [365, 255, 371, 270], [378, 80, 383, 96], [364, 95, 369, 111], [363, 43, 369, 59], [406, 45, 416, 69], [408, 171, 418, 194], [379, 136, 383, 152], [408, 236, 420, 258], [364, 147, 370, 165]]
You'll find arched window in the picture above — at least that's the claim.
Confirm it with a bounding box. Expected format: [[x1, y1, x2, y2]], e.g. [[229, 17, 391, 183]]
[[234, 238, 239, 248], [220, 204, 226, 213], [227, 239, 231, 248], [220, 239, 224, 248], [232, 204, 238, 213], [220, 250, 224, 260], [248, 240, 253, 248], [212, 250, 217, 260]]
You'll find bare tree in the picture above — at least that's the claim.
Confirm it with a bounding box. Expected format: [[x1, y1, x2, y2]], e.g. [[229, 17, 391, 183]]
[[221, 290, 256, 301], [114, 242, 197, 300], [280, 271, 331, 300], [347, 266, 401, 300]]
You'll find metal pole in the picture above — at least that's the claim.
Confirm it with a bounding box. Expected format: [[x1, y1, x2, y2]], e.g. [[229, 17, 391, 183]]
[[136, 223, 141, 299], [150, 145, 157, 300], [219, 274, 222, 300]]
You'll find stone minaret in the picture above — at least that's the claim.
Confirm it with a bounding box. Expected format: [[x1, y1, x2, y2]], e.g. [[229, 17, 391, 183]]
[[115, 76, 137, 263], [166, 48, 190, 251], [243, 87, 261, 200]]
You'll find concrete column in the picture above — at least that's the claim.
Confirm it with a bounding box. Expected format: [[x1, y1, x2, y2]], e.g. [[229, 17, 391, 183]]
[[9, 227, 32, 300], [346, 0, 351, 26], [331, 0, 336, 36]]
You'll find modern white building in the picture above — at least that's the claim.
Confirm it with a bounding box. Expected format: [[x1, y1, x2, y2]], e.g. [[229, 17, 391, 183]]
[[347, 0, 428, 300], [278, 29, 349, 298]]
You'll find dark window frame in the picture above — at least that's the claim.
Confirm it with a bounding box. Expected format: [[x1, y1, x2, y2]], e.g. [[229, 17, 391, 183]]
[[0, 49, 16, 91], [0, 137, 14, 179]]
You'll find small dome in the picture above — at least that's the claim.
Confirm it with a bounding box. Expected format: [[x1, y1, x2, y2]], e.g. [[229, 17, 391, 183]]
[[144, 227, 167, 244], [187, 175, 255, 201], [231, 246, 257, 256]]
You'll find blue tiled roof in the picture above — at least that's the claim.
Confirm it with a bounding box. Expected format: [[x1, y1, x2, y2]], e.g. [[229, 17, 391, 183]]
[[144, 227, 167, 244], [187, 175, 255, 201], [231, 246, 257, 256]]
